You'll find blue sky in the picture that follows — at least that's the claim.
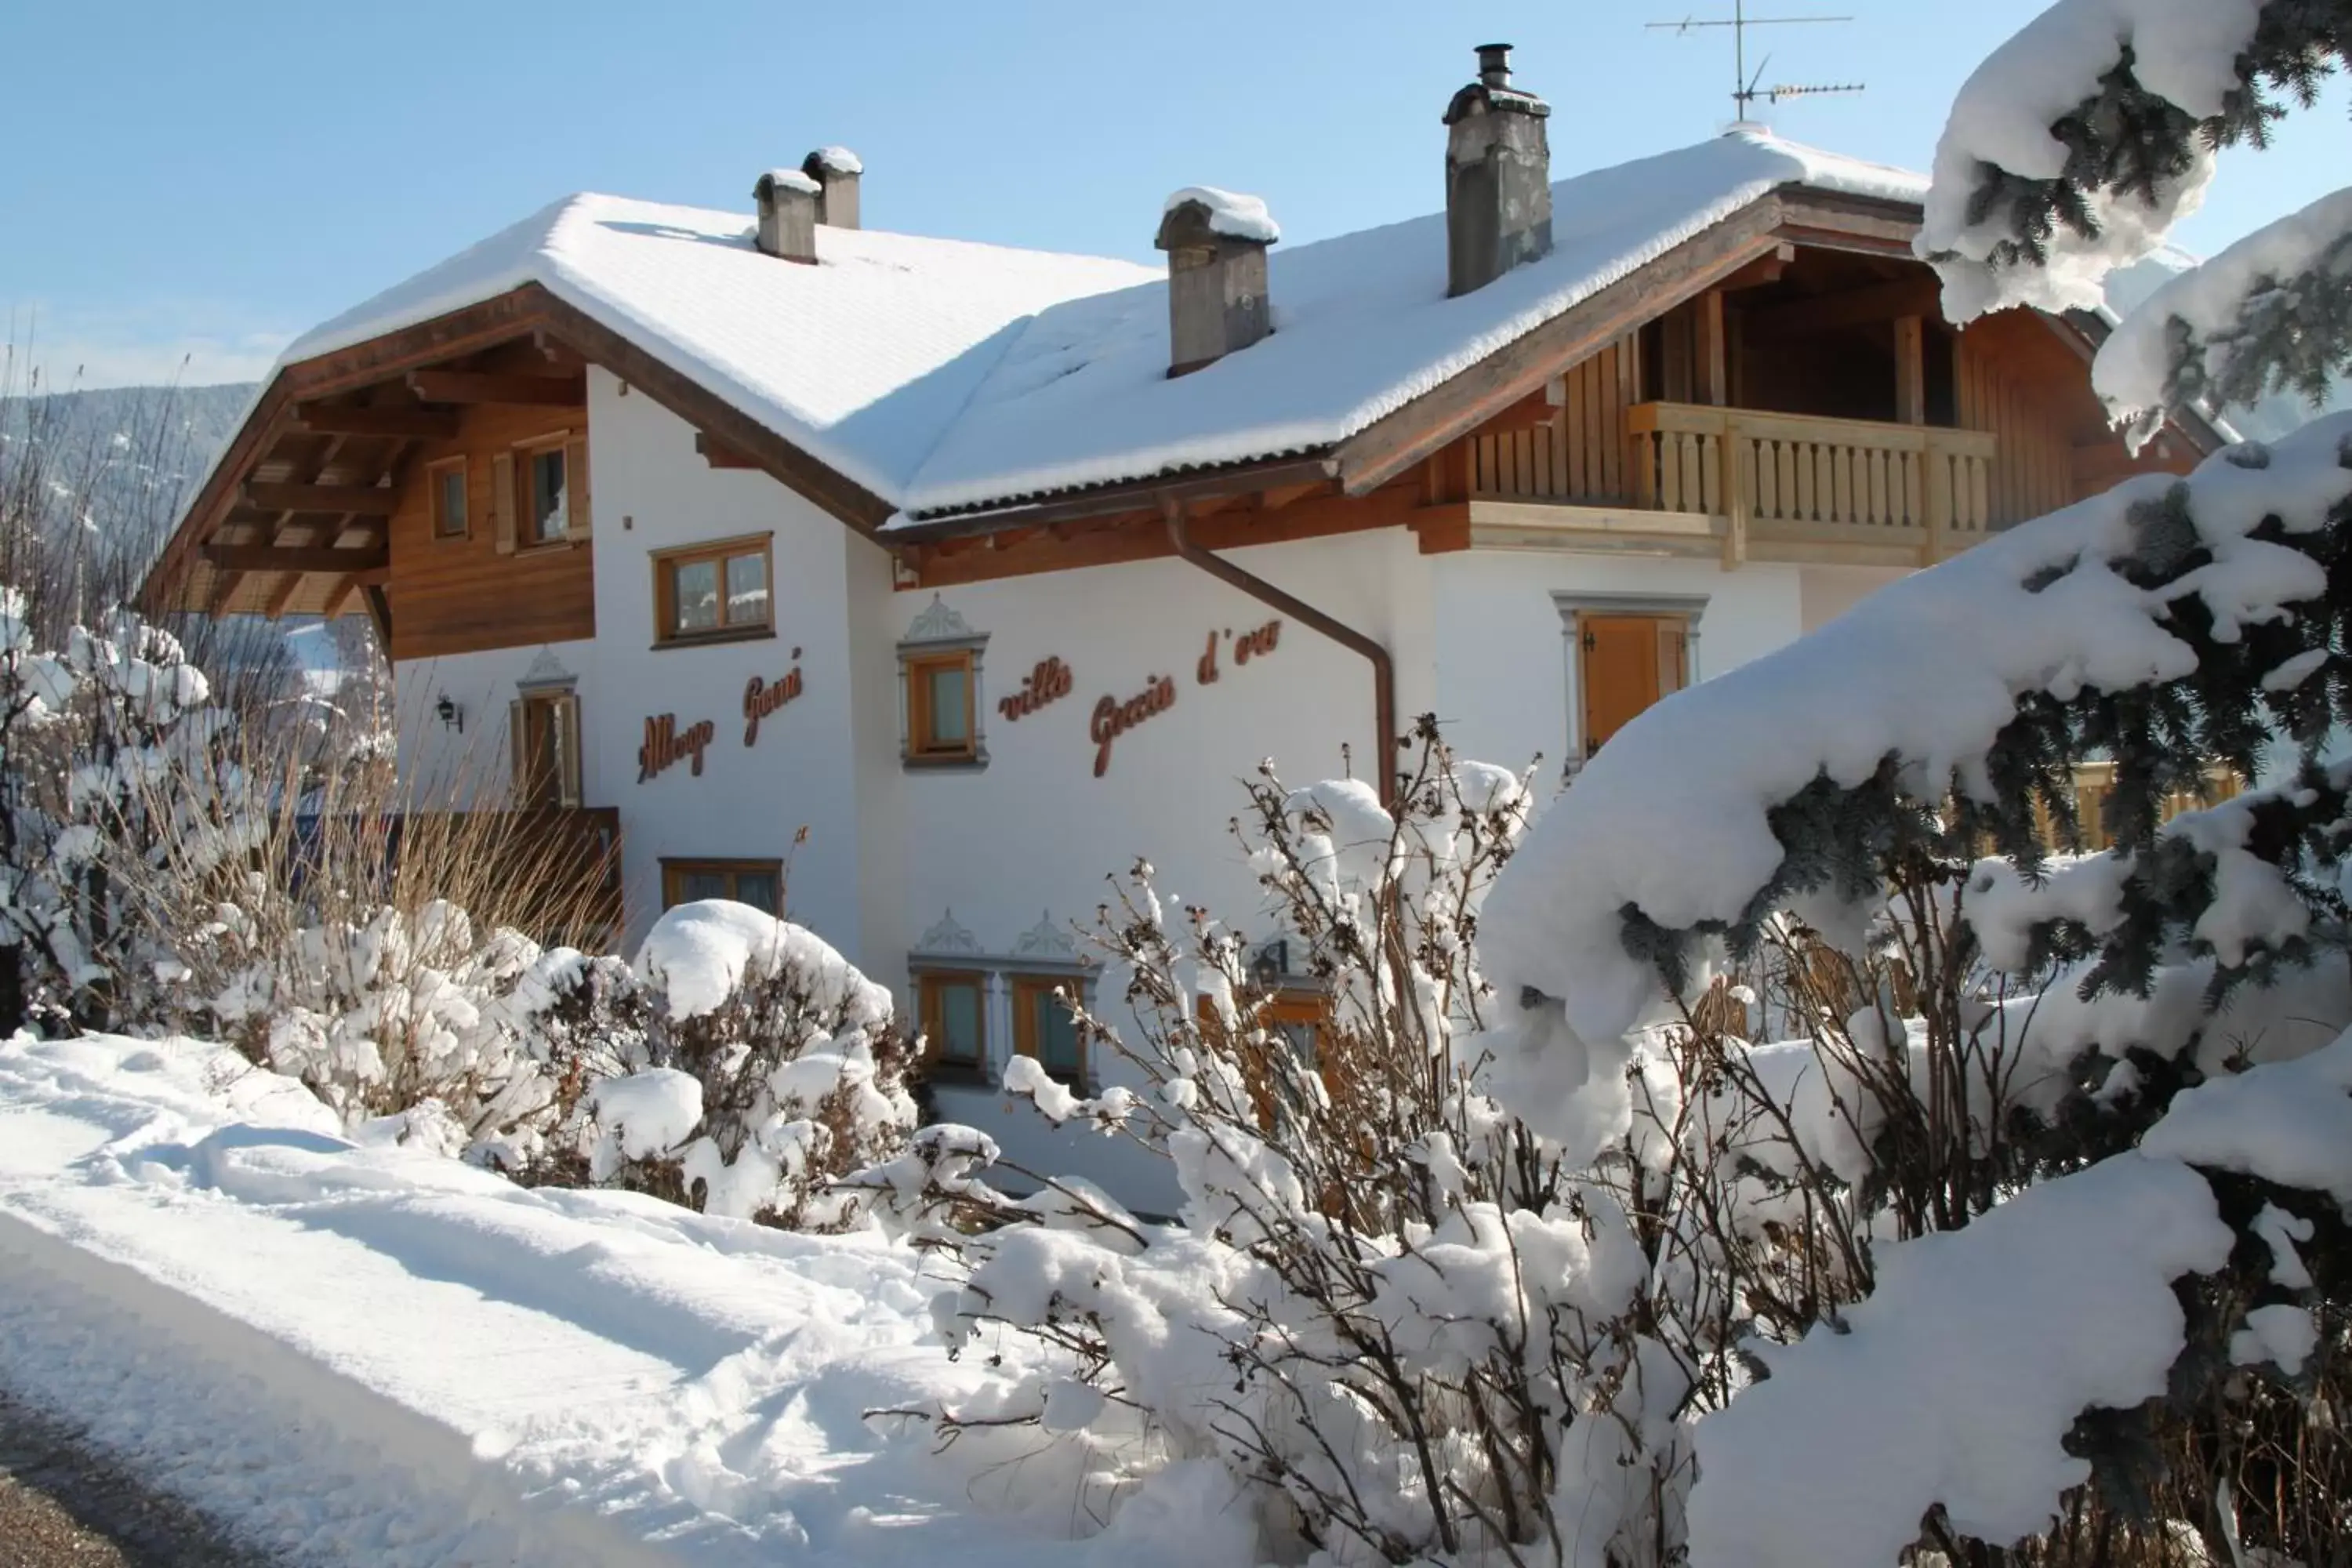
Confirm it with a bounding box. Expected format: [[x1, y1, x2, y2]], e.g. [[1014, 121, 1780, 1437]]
[[6, 0, 2345, 390]]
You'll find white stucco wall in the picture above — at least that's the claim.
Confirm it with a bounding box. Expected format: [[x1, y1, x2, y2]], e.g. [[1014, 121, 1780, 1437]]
[[395, 640, 601, 809], [579, 371, 869, 955], [1798, 564, 1909, 634], [870, 528, 1432, 1208], [1430, 549, 1809, 782]]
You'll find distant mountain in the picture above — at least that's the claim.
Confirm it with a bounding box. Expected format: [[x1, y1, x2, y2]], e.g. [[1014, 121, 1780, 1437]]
[[0, 381, 256, 567]]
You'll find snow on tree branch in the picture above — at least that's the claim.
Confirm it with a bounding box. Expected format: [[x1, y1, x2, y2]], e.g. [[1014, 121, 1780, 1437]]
[[1477, 412, 2352, 1151], [1919, 0, 2352, 439]]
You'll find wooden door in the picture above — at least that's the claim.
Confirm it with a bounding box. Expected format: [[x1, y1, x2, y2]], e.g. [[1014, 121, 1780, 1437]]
[[1581, 615, 1686, 757]]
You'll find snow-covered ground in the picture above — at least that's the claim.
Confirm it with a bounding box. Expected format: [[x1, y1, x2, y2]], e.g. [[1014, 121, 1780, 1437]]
[[0, 1029, 1244, 1567]]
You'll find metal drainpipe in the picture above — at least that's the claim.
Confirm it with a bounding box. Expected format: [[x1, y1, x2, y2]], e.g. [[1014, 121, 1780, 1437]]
[[1161, 495, 1398, 809]]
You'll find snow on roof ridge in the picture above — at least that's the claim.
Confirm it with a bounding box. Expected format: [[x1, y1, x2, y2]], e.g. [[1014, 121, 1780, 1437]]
[[1161, 186, 1283, 245], [236, 128, 1936, 532]]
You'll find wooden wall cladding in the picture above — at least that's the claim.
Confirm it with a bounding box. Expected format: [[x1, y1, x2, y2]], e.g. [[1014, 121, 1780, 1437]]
[[386, 398, 595, 661], [1468, 336, 1639, 503], [1955, 330, 2077, 528]]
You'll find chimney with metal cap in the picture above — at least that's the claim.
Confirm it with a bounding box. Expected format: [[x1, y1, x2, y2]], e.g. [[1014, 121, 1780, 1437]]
[[801, 147, 862, 228], [1154, 186, 1279, 377], [753, 168, 820, 263], [1443, 44, 1554, 296]]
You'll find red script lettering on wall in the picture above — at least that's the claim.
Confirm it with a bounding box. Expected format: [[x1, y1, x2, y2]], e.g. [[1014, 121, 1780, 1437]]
[[743, 648, 805, 747], [1089, 675, 1177, 778], [637, 713, 717, 782], [998, 656, 1073, 722]]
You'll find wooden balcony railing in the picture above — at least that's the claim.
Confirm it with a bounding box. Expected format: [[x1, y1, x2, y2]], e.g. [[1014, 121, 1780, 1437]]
[[1627, 403, 1999, 564]]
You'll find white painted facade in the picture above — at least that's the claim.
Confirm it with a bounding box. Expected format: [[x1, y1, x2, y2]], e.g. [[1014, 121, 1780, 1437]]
[[395, 368, 1889, 1208]]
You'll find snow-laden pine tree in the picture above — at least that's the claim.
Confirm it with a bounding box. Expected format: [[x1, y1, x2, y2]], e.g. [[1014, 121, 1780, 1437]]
[[1449, 5, 2352, 1563]]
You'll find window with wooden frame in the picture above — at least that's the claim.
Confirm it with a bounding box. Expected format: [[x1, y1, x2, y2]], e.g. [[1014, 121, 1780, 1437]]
[[426, 456, 469, 539], [916, 970, 989, 1081], [1011, 974, 1086, 1090], [508, 688, 583, 809], [1557, 594, 1707, 769], [492, 432, 591, 554], [659, 858, 782, 914], [1198, 990, 1328, 1127], [652, 534, 773, 646], [905, 649, 978, 761]]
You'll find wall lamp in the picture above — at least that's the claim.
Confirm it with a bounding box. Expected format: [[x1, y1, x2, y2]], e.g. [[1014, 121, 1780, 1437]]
[[435, 694, 464, 734]]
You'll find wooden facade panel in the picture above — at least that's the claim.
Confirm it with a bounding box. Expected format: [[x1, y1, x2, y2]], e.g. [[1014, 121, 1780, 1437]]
[[1467, 336, 1639, 503], [387, 399, 596, 662], [1955, 328, 2074, 528]]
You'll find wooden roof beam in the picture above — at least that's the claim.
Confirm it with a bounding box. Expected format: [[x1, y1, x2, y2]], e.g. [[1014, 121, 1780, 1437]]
[[201, 543, 390, 574], [242, 481, 398, 517], [407, 368, 586, 406], [293, 402, 461, 439], [1746, 274, 1943, 340]]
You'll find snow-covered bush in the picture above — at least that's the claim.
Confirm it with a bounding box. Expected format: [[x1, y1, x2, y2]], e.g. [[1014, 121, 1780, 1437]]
[[0, 583, 265, 1033], [875, 729, 1742, 1567], [587, 900, 917, 1229]]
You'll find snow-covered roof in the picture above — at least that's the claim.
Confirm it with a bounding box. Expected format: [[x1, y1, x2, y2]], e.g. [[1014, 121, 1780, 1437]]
[[900, 131, 1924, 517], [267, 128, 1926, 524], [278, 196, 1158, 504]]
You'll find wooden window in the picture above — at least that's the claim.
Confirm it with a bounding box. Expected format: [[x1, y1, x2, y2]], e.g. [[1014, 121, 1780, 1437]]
[[917, 971, 988, 1080], [906, 649, 977, 760], [1199, 991, 1327, 1127], [1579, 613, 1689, 759], [1011, 975, 1085, 1090], [427, 456, 469, 539], [659, 858, 782, 913], [652, 534, 773, 646], [508, 689, 583, 809], [497, 433, 590, 553]]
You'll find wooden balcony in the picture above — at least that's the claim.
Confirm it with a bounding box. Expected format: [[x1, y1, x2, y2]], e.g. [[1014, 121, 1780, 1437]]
[[1463, 402, 2002, 568]]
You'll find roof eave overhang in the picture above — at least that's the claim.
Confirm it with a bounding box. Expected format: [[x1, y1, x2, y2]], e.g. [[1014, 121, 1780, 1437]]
[[886, 454, 1342, 545], [143, 282, 898, 615]]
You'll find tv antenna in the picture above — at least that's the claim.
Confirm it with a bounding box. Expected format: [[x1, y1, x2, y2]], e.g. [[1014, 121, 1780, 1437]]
[[1648, 1, 1864, 121]]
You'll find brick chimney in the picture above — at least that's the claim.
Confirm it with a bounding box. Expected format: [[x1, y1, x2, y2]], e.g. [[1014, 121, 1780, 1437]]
[[1154, 187, 1279, 378], [801, 147, 862, 229], [753, 168, 819, 263], [1443, 44, 1553, 296]]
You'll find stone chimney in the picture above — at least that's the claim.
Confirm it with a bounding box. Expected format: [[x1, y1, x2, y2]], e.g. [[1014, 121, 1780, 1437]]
[[1154, 187, 1279, 378], [801, 147, 862, 229], [1443, 44, 1553, 296], [753, 168, 820, 263]]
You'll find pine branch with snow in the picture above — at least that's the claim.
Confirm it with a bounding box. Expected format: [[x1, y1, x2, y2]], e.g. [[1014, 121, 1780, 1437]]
[[1920, 0, 2352, 440]]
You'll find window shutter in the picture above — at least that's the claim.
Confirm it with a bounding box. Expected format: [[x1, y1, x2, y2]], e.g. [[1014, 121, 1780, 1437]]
[[507, 700, 528, 804], [492, 452, 517, 555], [564, 437, 591, 541], [556, 692, 583, 808]]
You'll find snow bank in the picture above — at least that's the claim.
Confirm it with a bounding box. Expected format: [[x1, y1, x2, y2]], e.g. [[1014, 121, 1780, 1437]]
[[1162, 187, 1281, 245], [1919, 0, 2262, 322], [0, 1030, 1221, 1566], [1687, 1155, 2234, 1568], [1477, 412, 2352, 1145]]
